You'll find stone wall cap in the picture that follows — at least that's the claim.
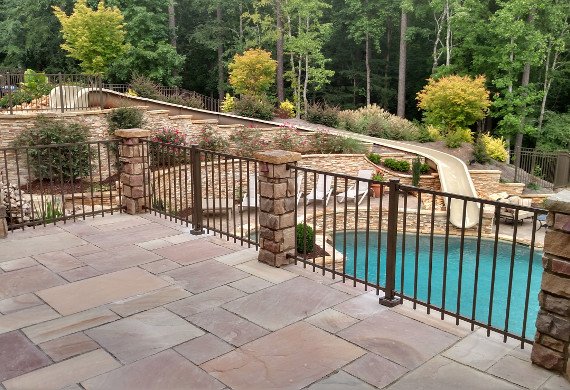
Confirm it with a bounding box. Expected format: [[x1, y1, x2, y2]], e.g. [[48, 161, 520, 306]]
[[254, 150, 302, 164], [114, 128, 150, 138], [544, 190, 570, 214]]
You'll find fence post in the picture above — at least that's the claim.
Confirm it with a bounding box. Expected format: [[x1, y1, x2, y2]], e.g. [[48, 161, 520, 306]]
[[553, 153, 570, 189], [190, 144, 204, 235], [116, 129, 150, 214], [58, 73, 65, 113], [531, 190, 570, 379], [514, 143, 521, 182], [255, 150, 302, 267], [98, 74, 104, 110], [380, 178, 401, 307], [6, 72, 13, 115]]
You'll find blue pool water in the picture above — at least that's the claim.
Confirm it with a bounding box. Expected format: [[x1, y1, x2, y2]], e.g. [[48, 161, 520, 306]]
[[334, 232, 542, 337]]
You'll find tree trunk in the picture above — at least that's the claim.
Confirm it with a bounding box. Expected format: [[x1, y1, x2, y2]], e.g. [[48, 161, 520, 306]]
[[303, 54, 309, 116], [538, 47, 559, 130], [217, 5, 224, 100], [276, 0, 284, 102], [384, 19, 391, 107], [365, 32, 371, 107], [515, 13, 535, 159], [445, 0, 451, 66], [397, 10, 407, 118], [168, 1, 177, 49]]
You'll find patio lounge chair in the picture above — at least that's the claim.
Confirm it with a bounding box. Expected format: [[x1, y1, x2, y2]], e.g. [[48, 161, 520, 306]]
[[306, 174, 333, 206], [499, 196, 534, 224], [337, 170, 373, 205], [240, 175, 259, 209]]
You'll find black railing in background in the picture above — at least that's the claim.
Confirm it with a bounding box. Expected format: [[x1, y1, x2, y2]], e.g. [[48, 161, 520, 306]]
[[1, 73, 103, 114], [512, 147, 570, 189], [141, 140, 258, 247], [288, 164, 550, 347], [0, 140, 121, 229]]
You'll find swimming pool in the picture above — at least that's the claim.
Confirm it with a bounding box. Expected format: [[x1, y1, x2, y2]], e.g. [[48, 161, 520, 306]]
[[335, 231, 542, 338]]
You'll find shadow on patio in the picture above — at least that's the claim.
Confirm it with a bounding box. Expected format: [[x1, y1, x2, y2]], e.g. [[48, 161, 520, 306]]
[[0, 214, 566, 390]]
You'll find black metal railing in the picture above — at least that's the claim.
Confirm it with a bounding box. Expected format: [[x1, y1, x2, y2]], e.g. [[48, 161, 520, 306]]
[[1, 72, 103, 114], [104, 84, 220, 112], [289, 164, 550, 347], [512, 147, 570, 189], [141, 140, 258, 247], [1, 140, 122, 229]]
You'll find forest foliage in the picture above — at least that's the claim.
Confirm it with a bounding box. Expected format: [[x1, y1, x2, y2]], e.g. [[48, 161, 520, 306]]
[[0, 0, 568, 150]]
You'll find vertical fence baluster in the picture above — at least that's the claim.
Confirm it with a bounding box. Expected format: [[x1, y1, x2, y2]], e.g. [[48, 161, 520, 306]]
[[190, 145, 203, 235]]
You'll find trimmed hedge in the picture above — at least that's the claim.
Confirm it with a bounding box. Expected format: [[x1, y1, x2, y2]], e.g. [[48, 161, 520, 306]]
[[383, 158, 410, 172]]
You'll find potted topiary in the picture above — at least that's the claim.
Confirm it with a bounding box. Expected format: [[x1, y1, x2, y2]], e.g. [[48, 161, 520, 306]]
[[370, 171, 384, 198]]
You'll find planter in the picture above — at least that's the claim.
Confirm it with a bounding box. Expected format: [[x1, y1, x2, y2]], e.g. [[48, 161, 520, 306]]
[[370, 183, 383, 198]]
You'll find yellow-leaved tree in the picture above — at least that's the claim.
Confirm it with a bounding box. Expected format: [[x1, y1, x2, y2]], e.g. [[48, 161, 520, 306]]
[[416, 75, 491, 136], [228, 49, 277, 97], [53, 0, 126, 74]]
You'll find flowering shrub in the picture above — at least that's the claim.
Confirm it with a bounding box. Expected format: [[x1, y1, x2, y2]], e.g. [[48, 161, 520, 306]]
[[150, 128, 188, 167], [221, 93, 235, 113], [195, 125, 229, 152], [337, 105, 421, 140], [272, 126, 307, 151], [229, 128, 269, 157], [305, 103, 340, 127], [275, 100, 295, 118], [234, 95, 274, 120], [312, 130, 366, 154]]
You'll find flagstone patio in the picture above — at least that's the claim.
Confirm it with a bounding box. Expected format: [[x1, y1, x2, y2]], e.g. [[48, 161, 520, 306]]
[[0, 213, 567, 390]]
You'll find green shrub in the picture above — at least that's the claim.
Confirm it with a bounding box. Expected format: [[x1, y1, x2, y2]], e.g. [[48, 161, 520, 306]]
[[305, 103, 340, 127], [234, 95, 274, 120], [296, 223, 315, 254], [13, 116, 92, 181], [411, 158, 430, 185], [473, 136, 491, 164], [367, 153, 381, 165], [537, 112, 570, 151], [129, 75, 161, 99], [221, 93, 235, 113], [479, 133, 508, 162], [337, 105, 421, 141], [165, 92, 205, 109], [107, 107, 145, 135], [420, 163, 430, 174], [383, 158, 410, 172], [313, 133, 366, 154], [195, 125, 229, 152], [229, 128, 269, 157], [418, 125, 440, 143], [0, 69, 53, 109], [445, 128, 473, 148]]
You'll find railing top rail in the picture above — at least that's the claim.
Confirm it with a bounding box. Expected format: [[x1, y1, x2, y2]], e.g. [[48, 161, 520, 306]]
[[0, 139, 118, 152]]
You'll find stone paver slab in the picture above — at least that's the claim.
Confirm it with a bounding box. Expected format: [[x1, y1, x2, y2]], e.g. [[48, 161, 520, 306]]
[[164, 260, 249, 294], [78, 245, 161, 273], [0, 294, 42, 315], [174, 333, 234, 365], [33, 252, 83, 273], [236, 260, 297, 284], [0, 232, 85, 262], [37, 267, 169, 315], [539, 375, 570, 390], [189, 308, 269, 346], [2, 349, 121, 390], [163, 233, 199, 244], [337, 310, 458, 369], [305, 309, 359, 334], [487, 355, 553, 389], [64, 244, 103, 257], [166, 285, 246, 317], [214, 249, 258, 266], [136, 239, 172, 251], [202, 322, 365, 390], [59, 266, 102, 282], [344, 353, 408, 388], [229, 276, 273, 294], [39, 332, 99, 362], [86, 307, 204, 364], [81, 349, 224, 390], [0, 257, 38, 272], [223, 277, 350, 331], [308, 371, 375, 390], [139, 259, 181, 274], [23, 308, 119, 344], [334, 292, 387, 320], [0, 305, 60, 334], [0, 331, 51, 382], [82, 223, 179, 249], [0, 266, 66, 300], [443, 329, 517, 370], [155, 240, 234, 265], [385, 356, 520, 390], [110, 286, 191, 317]]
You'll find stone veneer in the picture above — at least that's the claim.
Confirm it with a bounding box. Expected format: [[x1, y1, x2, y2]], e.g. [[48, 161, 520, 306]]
[[0, 205, 7, 238], [531, 190, 570, 378], [115, 129, 150, 214]]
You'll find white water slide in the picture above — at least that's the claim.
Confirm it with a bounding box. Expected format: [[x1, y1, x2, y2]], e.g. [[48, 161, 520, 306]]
[[306, 129, 481, 229]]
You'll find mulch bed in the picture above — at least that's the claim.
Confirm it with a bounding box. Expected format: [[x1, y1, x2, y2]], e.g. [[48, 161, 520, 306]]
[[19, 173, 119, 194], [297, 244, 329, 260]]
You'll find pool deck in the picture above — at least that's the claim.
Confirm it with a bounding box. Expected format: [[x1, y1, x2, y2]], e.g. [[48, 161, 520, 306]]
[[0, 214, 566, 389]]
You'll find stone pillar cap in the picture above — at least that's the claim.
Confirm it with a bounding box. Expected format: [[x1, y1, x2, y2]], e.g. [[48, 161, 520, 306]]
[[544, 190, 570, 214], [114, 128, 151, 138], [254, 150, 302, 164]]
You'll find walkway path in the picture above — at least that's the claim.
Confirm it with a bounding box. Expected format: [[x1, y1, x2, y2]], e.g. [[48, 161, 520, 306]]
[[0, 214, 565, 389]]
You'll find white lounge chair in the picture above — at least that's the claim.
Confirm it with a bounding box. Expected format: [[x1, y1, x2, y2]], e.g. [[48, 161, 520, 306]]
[[337, 170, 373, 205], [241, 175, 259, 209], [306, 174, 333, 206]]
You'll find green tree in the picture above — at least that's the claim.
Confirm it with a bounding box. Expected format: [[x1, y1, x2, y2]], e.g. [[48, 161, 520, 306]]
[[53, 0, 127, 73], [228, 48, 277, 97]]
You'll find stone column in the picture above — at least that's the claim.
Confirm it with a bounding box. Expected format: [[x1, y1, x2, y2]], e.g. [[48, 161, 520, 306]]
[[0, 205, 7, 238], [531, 190, 570, 378], [254, 150, 302, 267], [115, 129, 150, 215]]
